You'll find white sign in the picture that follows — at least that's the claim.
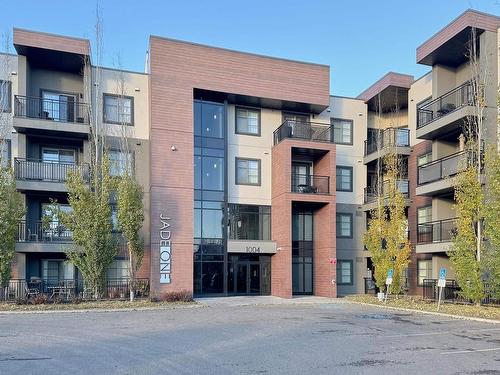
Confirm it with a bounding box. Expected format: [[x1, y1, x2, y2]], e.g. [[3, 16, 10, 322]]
[[159, 213, 172, 284], [437, 278, 446, 288], [386, 278, 393, 285], [227, 240, 277, 254]]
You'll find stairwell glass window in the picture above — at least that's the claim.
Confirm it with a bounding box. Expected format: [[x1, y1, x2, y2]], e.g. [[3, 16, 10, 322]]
[[331, 118, 353, 145], [336, 213, 353, 238], [1, 139, 11, 168], [336, 166, 353, 192], [236, 107, 260, 136], [336, 260, 353, 285], [103, 94, 134, 125], [0, 80, 11, 112], [109, 150, 134, 177], [236, 158, 261, 186]]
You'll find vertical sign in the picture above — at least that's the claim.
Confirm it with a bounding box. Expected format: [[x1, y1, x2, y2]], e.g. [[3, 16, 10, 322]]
[[159, 213, 172, 284], [437, 267, 447, 311]]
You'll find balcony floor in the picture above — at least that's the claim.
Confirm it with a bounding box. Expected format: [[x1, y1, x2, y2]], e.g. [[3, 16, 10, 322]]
[[13, 117, 90, 138], [416, 105, 474, 140], [416, 241, 452, 254]]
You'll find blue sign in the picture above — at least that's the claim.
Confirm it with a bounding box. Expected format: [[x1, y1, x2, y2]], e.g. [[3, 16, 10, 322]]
[[387, 269, 394, 278], [439, 268, 447, 280]]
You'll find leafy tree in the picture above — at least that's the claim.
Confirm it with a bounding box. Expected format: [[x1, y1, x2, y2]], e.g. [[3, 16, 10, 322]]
[[61, 155, 118, 299], [116, 173, 144, 301], [0, 162, 24, 293]]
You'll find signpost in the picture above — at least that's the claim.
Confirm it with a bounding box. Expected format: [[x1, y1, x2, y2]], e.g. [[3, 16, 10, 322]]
[[437, 267, 447, 311], [385, 269, 394, 303]]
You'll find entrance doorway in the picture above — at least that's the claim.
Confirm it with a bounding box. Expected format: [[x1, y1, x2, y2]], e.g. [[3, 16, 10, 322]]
[[228, 255, 271, 295]]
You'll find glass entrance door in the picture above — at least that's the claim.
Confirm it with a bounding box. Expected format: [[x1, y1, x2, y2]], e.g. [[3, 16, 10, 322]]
[[228, 255, 271, 295], [236, 263, 248, 294]]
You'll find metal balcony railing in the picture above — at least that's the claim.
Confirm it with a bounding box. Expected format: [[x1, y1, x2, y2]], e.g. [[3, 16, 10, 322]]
[[14, 95, 89, 124], [417, 81, 474, 128], [16, 220, 73, 243], [417, 218, 457, 244], [14, 158, 90, 183], [291, 173, 330, 194], [364, 179, 409, 204], [417, 151, 469, 186], [364, 128, 410, 156], [274, 120, 334, 145]]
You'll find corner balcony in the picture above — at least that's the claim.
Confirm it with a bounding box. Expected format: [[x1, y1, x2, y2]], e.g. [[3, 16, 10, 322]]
[[416, 218, 457, 254], [363, 128, 411, 164], [291, 173, 330, 195], [362, 179, 410, 211], [14, 158, 90, 192], [273, 120, 333, 145], [416, 81, 474, 140], [13, 95, 90, 138], [16, 220, 72, 253], [416, 151, 468, 196]]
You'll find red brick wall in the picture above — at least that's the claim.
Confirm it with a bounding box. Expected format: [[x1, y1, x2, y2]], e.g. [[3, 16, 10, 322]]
[[271, 139, 336, 298], [149, 37, 330, 296], [408, 141, 432, 295]]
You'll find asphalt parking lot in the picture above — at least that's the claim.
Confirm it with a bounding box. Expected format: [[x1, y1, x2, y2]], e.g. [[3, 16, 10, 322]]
[[0, 299, 499, 375]]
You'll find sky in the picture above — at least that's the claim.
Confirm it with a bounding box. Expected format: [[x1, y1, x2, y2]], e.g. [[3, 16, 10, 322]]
[[2, 0, 499, 97]]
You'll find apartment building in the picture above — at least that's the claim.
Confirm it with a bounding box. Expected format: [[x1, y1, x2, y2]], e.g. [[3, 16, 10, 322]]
[[2, 29, 150, 287], [2, 9, 498, 300]]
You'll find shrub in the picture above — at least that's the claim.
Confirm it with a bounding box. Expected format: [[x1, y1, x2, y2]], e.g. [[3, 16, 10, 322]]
[[15, 296, 27, 305], [161, 290, 193, 303], [31, 293, 48, 305]]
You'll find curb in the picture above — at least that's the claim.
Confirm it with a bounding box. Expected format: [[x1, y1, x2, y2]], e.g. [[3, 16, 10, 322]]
[[0, 303, 203, 315], [346, 300, 500, 324]]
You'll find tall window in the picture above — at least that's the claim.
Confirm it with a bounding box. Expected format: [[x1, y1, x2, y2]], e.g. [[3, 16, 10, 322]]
[[336, 260, 353, 285], [107, 259, 130, 279], [336, 166, 353, 192], [336, 213, 353, 238], [331, 118, 353, 145], [417, 206, 432, 224], [228, 204, 271, 240], [418, 152, 432, 166], [109, 150, 133, 177], [0, 80, 11, 112], [103, 94, 133, 125], [417, 259, 432, 286], [236, 158, 261, 185], [236, 107, 260, 136]]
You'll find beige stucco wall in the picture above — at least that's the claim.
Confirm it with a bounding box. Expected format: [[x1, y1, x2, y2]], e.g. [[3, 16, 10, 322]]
[[408, 72, 432, 147], [227, 106, 284, 206], [97, 67, 149, 141], [432, 197, 455, 221]]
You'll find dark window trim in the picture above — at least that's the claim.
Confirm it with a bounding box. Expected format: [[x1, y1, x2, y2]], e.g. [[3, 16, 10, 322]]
[[103, 93, 135, 126], [417, 258, 432, 286], [337, 259, 354, 285], [235, 157, 261, 186], [235, 106, 261, 137], [336, 165, 353, 192], [417, 151, 432, 167], [0, 80, 12, 113], [416, 96, 433, 109], [336, 212, 353, 238], [331, 117, 354, 145], [282, 111, 310, 122]]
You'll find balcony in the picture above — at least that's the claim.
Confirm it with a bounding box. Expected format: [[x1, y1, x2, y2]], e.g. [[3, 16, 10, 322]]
[[363, 179, 409, 210], [13, 95, 90, 137], [16, 220, 72, 253], [416, 218, 456, 254], [14, 158, 90, 192], [291, 174, 330, 195], [274, 120, 333, 145], [364, 128, 411, 164], [416, 151, 468, 196], [416, 81, 474, 140]]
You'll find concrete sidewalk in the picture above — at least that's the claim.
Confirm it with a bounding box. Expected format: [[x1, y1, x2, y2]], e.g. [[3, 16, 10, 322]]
[[196, 295, 343, 307]]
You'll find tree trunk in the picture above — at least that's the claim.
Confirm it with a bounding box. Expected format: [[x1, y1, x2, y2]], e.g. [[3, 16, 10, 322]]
[[129, 250, 135, 302]]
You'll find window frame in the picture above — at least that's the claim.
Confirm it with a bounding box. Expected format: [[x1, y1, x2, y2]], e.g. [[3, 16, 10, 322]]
[[108, 149, 135, 177], [235, 106, 261, 137], [103, 93, 135, 126], [417, 259, 432, 286], [336, 213, 353, 238], [0, 80, 12, 113], [418, 152, 432, 167], [417, 205, 432, 224], [331, 118, 353, 145], [336, 166, 353, 192], [336, 259, 353, 285], [235, 157, 261, 186]]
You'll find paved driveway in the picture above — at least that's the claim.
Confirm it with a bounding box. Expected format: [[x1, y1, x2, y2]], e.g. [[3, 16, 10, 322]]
[[0, 299, 499, 374]]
